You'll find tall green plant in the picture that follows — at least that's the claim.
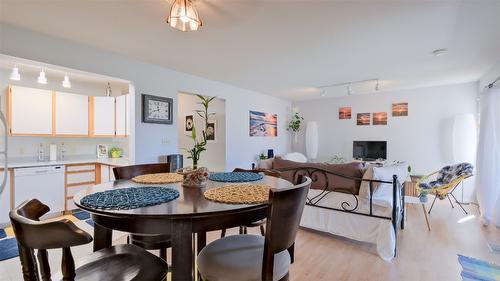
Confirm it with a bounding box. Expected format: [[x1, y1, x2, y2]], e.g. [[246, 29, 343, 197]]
[[287, 112, 304, 132], [186, 95, 216, 169]]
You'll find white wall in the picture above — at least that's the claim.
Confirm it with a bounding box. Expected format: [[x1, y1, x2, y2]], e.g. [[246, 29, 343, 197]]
[[0, 24, 291, 170], [479, 60, 500, 89], [293, 82, 478, 200], [178, 93, 226, 171]]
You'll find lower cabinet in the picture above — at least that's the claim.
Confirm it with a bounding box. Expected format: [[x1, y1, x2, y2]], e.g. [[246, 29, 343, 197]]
[[99, 164, 116, 183], [65, 164, 97, 212]]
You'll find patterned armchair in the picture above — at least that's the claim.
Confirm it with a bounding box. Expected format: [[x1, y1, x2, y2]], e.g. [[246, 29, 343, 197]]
[[417, 163, 473, 215]]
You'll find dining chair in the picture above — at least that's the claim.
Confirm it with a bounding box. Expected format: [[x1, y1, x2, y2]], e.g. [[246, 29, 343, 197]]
[[197, 176, 311, 281], [220, 168, 282, 238], [10, 199, 167, 281], [113, 163, 172, 261]]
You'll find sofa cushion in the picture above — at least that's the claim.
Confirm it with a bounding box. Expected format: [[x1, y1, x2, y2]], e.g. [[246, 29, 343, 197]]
[[273, 157, 364, 194]]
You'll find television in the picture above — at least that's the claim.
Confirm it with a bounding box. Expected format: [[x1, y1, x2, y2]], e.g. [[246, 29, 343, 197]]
[[353, 141, 387, 161]]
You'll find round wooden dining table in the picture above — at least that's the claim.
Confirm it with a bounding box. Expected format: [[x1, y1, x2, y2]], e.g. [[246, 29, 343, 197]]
[[73, 175, 295, 281]]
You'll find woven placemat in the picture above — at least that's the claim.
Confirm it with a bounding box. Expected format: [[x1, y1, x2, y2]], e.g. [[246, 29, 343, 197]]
[[204, 184, 271, 204], [209, 172, 263, 182], [80, 186, 179, 210], [132, 173, 184, 184]]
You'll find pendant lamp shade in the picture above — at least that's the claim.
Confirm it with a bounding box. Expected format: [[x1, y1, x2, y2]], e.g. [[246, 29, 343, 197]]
[[305, 121, 319, 161], [166, 0, 202, 32]]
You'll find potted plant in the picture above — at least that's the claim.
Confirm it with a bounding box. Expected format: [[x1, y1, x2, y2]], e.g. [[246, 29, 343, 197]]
[[419, 190, 429, 203], [185, 95, 216, 169], [258, 153, 267, 160], [287, 112, 304, 143], [109, 147, 122, 158]]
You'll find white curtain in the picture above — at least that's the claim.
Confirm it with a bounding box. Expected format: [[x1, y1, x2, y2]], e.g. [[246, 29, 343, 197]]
[[476, 86, 500, 227]]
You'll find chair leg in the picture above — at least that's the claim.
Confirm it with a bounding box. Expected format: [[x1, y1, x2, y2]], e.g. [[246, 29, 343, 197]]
[[260, 225, 265, 236], [221, 229, 226, 238], [449, 193, 468, 215], [428, 195, 438, 215], [126, 235, 130, 244], [160, 248, 167, 262], [447, 194, 455, 208], [243, 226, 248, 234], [239, 226, 244, 234], [287, 243, 295, 264]]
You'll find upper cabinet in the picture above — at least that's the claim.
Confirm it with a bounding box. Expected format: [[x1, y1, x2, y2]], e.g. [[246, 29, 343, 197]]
[[55, 92, 89, 136], [7, 85, 129, 138], [8, 86, 53, 136], [91, 96, 115, 136], [115, 94, 127, 137]]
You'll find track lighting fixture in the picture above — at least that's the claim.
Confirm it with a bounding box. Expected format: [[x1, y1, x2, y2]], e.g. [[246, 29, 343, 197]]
[[37, 68, 47, 84], [9, 65, 21, 81], [62, 74, 71, 88]]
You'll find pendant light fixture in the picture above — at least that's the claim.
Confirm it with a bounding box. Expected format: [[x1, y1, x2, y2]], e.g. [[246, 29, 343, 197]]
[[62, 74, 71, 88], [9, 65, 21, 81], [166, 0, 202, 32], [37, 68, 48, 84]]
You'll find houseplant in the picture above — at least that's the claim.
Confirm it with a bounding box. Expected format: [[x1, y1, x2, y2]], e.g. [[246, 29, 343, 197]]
[[109, 147, 122, 158], [287, 112, 304, 143], [185, 94, 216, 169]]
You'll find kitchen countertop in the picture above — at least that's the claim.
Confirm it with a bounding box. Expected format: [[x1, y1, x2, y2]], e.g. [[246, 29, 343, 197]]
[[4, 156, 130, 169]]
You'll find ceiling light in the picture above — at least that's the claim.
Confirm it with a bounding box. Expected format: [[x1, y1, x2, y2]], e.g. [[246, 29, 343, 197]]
[[166, 0, 202, 32], [432, 48, 448, 56], [62, 74, 71, 88], [375, 79, 380, 91], [37, 68, 47, 84], [9, 65, 20, 81]]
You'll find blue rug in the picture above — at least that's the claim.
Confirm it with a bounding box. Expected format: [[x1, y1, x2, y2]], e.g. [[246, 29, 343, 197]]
[[73, 211, 90, 220], [458, 254, 500, 280], [209, 172, 263, 183], [0, 238, 18, 261], [85, 219, 94, 227], [0, 229, 5, 240], [80, 186, 180, 210]]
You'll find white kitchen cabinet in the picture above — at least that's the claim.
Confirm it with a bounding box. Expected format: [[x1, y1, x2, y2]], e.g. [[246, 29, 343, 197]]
[[92, 96, 115, 136], [0, 170, 11, 225], [55, 92, 89, 136], [8, 86, 53, 135], [115, 95, 127, 136], [126, 94, 130, 136]]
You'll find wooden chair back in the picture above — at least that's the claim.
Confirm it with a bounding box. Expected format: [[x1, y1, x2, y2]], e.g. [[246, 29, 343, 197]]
[[10, 199, 93, 281], [232, 167, 282, 178], [113, 163, 171, 180], [262, 176, 311, 281]]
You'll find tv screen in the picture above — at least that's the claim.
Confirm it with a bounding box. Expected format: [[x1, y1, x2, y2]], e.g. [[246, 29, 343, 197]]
[[353, 141, 387, 161]]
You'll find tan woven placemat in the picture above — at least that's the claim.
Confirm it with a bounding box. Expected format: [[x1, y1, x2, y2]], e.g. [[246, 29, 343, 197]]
[[132, 173, 184, 184], [204, 184, 271, 204]]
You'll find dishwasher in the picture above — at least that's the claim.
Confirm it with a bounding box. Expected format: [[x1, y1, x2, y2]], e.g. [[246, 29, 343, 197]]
[[14, 165, 65, 214]]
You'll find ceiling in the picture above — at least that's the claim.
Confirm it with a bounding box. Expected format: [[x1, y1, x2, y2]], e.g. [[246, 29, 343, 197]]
[[1, 0, 500, 100]]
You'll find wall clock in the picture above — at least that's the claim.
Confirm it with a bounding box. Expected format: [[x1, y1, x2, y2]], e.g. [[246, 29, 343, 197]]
[[142, 94, 173, 124]]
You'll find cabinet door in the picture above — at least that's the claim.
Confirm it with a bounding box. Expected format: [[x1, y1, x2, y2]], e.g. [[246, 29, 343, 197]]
[[100, 164, 110, 183], [92, 96, 115, 136], [9, 86, 53, 135], [0, 170, 11, 224], [55, 92, 89, 136], [126, 94, 130, 136], [115, 95, 127, 136]]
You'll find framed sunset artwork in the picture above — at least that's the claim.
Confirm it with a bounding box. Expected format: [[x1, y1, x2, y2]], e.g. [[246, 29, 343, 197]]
[[339, 107, 352, 119], [249, 111, 277, 137], [357, 113, 371, 126], [373, 112, 388, 125], [392, 103, 408, 117]]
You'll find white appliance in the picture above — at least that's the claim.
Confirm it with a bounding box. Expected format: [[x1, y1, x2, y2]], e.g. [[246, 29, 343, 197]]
[[14, 165, 65, 213]]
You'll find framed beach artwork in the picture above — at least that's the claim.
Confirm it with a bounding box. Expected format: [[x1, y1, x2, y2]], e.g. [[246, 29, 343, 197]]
[[185, 115, 194, 132], [357, 113, 371, 126], [249, 111, 278, 137], [339, 107, 352, 119], [392, 102, 408, 117], [373, 112, 388, 125]]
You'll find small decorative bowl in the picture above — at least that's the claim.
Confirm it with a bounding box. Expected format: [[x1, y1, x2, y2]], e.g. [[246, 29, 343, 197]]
[[177, 167, 209, 188]]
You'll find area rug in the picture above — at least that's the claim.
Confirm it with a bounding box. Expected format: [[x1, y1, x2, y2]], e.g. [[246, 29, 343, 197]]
[[0, 229, 5, 240], [73, 211, 91, 221], [0, 238, 18, 261], [458, 254, 500, 281]]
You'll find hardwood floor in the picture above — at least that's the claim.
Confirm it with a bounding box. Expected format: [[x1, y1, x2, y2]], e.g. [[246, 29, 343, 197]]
[[0, 199, 498, 280], [207, 200, 500, 281]]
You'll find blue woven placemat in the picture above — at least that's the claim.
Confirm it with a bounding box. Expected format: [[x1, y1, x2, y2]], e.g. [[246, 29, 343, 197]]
[[209, 172, 263, 183], [80, 186, 179, 210]]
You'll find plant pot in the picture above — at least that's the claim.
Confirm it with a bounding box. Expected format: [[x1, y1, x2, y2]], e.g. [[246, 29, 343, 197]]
[[177, 167, 209, 188], [419, 195, 428, 203], [110, 151, 122, 158]]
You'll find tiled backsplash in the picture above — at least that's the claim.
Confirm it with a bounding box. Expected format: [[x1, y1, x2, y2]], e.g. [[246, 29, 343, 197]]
[[8, 137, 128, 159]]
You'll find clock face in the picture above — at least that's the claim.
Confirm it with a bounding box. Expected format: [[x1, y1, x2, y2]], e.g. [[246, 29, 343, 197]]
[[148, 100, 170, 120]]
